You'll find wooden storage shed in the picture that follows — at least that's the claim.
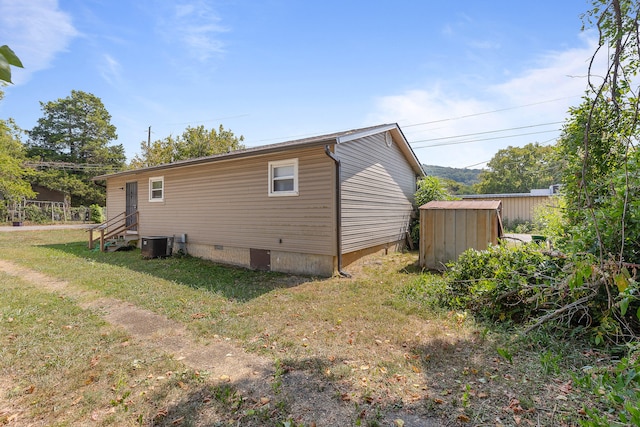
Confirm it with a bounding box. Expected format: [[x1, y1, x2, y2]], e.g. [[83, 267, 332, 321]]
[[419, 200, 503, 270]]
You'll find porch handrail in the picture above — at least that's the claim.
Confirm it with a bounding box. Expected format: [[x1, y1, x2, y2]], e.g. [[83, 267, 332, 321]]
[[88, 211, 125, 232], [88, 211, 139, 251]]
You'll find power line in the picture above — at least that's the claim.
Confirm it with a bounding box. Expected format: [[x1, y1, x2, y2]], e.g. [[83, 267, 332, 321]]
[[24, 161, 121, 172], [412, 129, 560, 149], [400, 96, 578, 129], [462, 160, 490, 168], [458, 136, 562, 169], [408, 121, 563, 144], [159, 97, 577, 150]]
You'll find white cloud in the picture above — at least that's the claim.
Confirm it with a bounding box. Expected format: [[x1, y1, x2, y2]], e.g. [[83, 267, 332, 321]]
[[368, 35, 600, 168], [490, 36, 598, 109], [0, 0, 78, 84], [469, 40, 501, 50], [161, 0, 229, 62], [100, 53, 122, 86]]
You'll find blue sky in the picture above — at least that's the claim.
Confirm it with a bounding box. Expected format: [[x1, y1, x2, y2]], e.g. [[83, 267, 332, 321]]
[[0, 0, 599, 168]]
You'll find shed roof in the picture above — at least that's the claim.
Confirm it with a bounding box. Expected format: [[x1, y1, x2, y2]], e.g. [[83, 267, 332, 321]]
[[461, 193, 551, 199], [95, 123, 424, 180], [419, 200, 502, 210]]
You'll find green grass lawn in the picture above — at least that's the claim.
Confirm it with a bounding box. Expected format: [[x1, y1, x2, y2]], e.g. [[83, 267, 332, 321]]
[[0, 229, 625, 426]]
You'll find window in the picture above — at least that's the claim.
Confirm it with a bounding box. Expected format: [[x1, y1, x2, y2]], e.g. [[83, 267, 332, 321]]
[[268, 159, 298, 196], [149, 177, 164, 202]]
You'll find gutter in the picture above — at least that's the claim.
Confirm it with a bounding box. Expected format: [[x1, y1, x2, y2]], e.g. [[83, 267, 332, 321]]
[[324, 145, 351, 278]]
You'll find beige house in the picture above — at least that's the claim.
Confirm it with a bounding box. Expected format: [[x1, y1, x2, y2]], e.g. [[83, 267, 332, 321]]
[[94, 124, 424, 276]]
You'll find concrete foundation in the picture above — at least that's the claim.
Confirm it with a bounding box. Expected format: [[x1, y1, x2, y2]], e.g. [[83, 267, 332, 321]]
[[270, 250, 334, 277], [183, 239, 405, 277], [186, 243, 334, 276], [188, 243, 250, 269]]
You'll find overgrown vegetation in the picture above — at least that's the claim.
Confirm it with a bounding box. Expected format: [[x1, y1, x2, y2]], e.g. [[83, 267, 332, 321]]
[[575, 348, 640, 427], [431, 234, 639, 424], [444, 244, 569, 323], [418, 2, 640, 423], [441, 244, 640, 344]]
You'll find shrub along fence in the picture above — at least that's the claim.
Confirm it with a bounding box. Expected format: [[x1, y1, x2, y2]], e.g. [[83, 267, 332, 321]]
[[2, 199, 104, 225]]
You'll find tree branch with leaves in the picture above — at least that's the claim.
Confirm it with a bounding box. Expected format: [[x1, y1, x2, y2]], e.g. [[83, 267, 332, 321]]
[[0, 45, 23, 84]]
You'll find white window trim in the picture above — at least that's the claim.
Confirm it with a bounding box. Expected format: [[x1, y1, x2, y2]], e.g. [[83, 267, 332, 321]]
[[149, 176, 164, 202], [268, 158, 299, 197]]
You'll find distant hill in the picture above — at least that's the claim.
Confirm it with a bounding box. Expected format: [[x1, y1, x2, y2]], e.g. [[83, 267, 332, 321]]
[[422, 164, 482, 186]]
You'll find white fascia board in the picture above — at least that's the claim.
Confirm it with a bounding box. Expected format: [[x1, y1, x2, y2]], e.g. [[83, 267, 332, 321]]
[[335, 124, 397, 144]]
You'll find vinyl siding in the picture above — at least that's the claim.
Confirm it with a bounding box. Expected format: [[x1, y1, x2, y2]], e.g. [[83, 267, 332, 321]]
[[106, 177, 127, 217], [105, 147, 336, 256], [335, 132, 417, 254]]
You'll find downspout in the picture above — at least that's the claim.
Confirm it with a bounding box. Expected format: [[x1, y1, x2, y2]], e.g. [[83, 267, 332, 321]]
[[324, 145, 351, 278]]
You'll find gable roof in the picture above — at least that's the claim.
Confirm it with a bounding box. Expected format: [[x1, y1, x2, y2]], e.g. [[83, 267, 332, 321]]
[[94, 123, 425, 180]]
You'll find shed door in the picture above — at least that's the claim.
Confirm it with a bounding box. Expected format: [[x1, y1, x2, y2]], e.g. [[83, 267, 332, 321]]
[[125, 182, 138, 230]]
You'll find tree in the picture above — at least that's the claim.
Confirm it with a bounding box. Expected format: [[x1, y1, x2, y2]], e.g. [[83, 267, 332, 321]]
[[0, 119, 35, 202], [130, 124, 245, 168], [565, 0, 640, 265], [557, 98, 634, 256], [440, 177, 475, 195], [0, 90, 35, 222], [26, 91, 125, 206], [542, 0, 640, 346], [421, 165, 481, 186], [178, 124, 245, 159], [28, 90, 123, 166], [0, 45, 23, 84], [473, 143, 561, 194], [0, 90, 34, 200]]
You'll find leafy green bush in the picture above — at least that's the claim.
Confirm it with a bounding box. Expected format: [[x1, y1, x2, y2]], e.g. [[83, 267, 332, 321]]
[[23, 204, 48, 224], [502, 218, 533, 233], [443, 244, 568, 322], [411, 176, 456, 247], [89, 204, 104, 223], [0, 200, 7, 223], [414, 176, 455, 207], [441, 243, 640, 345]]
